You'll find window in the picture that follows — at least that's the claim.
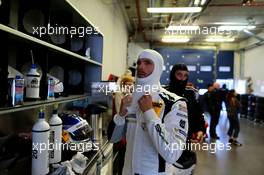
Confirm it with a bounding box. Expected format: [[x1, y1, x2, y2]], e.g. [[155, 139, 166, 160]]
[[200, 66, 212, 72]]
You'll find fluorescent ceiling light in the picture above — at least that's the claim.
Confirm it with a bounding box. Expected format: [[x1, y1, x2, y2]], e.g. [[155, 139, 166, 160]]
[[166, 25, 200, 30], [162, 37, 190, 43], [213, 22, 248, 25], [201, 0, 207, 5], [153, 14, 170, 18], [206, 38, 235, 42], [218, 25, 256, 31], [147, 7, 202, 13], [194, 0, 200, 6]]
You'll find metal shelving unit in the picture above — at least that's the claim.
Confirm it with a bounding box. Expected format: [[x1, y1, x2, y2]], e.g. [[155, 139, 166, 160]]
[[0, 24, 102, 67], [0, 0, 104, 114], [0, 1, 106, 174], [0, 94, 89, 115]]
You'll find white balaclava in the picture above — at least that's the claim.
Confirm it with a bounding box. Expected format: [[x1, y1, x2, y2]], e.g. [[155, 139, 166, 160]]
[[136, 49, 164, 87], [127, 49, 164, 114]]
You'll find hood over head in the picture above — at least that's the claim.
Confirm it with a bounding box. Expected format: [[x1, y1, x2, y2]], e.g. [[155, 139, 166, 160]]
[[127, 49, 164, 114], [169, 64, 189, 95]]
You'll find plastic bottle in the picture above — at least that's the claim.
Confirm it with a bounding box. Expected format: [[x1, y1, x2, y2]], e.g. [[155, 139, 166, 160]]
[[32, 109, 50, 175], [26, 64, 40, 99], [49, 104, 62, 164]]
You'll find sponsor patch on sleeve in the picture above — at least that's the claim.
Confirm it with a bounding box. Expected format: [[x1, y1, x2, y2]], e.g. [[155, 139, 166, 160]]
[[173, 128, 186, 142], [176, 112, 188, 118], [178, 103, 188, 113], [179, 129, 187, 137], [155, 124, 169, 144], [179, 119, 186, 129]]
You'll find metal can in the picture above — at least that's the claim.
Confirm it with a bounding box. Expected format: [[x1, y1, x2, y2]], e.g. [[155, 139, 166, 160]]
[[15, 75, 24, 105], [8, 78, 15, 106], [47, 78, 55, 99]]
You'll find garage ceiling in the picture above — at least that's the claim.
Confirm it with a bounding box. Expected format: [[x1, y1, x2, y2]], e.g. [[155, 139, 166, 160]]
[[122, 0, 264, 44]]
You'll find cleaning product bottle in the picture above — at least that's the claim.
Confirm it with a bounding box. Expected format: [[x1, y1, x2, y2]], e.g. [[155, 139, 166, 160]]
[[15, 75, 24, 105], [26, 64, 41, 100], [49, 104, 62, 164], [32, 108, 50, 175]]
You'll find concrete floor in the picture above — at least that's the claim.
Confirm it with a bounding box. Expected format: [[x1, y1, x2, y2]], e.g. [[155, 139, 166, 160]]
[[195, 111, 264, 175]]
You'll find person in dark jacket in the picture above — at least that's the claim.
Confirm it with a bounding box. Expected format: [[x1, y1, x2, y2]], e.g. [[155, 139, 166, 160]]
[[165, 63, 205, 174], [167, 64, 206, 142], [226, 89, 242, 146], [204, 82, 222, 139], [220, 84, 228, 109]]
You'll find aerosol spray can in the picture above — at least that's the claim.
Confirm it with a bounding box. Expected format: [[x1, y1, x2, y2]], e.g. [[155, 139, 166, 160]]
[[49, 104, 62, 164], [26, 64, 40, 99], [15, 75, 24, 105], [8, 75, 24, 106], [47, 77, 55, 100], [8, 78, 15, 106], [32, 108, 50, 175]]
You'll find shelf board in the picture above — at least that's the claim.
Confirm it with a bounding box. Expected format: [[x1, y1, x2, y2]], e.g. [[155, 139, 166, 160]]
[[0, 94, 89, 115], [0, 24, 102, 67]]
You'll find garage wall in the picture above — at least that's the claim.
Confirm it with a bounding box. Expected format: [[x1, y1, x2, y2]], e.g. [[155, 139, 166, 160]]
[[154, 48, 216, 88], [151, 48, 234, 88], [244, 44, 264, 97], [68, 0, 128, 80], [233, 51, 241, 79], [128, 42, 150, 68], [216, 51, 234, 79]]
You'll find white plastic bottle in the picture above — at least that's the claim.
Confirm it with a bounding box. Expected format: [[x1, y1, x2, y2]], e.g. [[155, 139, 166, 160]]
[[49, 105, 62, 164], [26, 64, 40, 99], [32, 109, 50, 175]]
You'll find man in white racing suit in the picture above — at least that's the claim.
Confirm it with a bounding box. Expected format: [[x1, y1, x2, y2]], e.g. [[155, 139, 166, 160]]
[[110, 49, 189, 175]]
